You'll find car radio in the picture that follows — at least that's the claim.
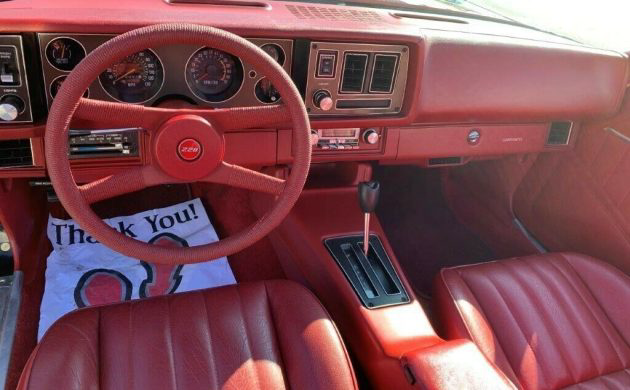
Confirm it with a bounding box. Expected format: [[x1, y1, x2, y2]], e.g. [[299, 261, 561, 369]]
[[312, 127, 382, 151], [68, 128, 140, 159]]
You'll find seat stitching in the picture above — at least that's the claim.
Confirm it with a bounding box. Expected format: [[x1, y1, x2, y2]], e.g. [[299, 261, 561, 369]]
[[439, 270, 476, 342], [550, 256, 629, 364], [262, 283, 289, 390], [563, 368, 630, 390], [200, 291, 219, 389], [530, 258, 606, 376], [562, 257, 630, 351], [505, 258, 581, 384], [455, 269, 525, 387], [529, 256, 603, 377], [235, 286, 260, 390], [267, 280, 359, 390], [467, 264, 551, 387]]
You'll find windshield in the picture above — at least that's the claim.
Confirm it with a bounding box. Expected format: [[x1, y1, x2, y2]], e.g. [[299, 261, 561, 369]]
[[438, 0, 630, 52]]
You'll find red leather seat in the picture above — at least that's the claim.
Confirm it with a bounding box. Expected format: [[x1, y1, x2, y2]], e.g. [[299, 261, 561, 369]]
[[18, 280, 357, 390], [435, 252, 630, 390]]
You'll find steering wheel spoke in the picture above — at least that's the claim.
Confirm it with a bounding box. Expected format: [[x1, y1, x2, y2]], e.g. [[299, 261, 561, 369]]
[[203, 162, 285, 195], [74, 98, 160, 129], [204, 104, 291, 130], [74, 98, 291, 131], [78, 165, 172, 204]]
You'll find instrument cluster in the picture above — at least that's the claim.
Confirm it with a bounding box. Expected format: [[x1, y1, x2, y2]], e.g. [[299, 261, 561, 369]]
[[38, 34, 292, 108]]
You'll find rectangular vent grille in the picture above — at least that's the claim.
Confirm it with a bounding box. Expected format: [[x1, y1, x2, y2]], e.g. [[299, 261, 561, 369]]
[[340, 53, 368, 93], [547, 122, 572, 145], [0, 139, 32, 168], [428, 157, 462, 166], [286, 5, 383, 22], [370, 54, 398, 93]]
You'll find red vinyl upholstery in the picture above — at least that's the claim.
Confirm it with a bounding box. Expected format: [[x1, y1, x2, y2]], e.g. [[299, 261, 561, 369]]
[[435, 252, 630, 390], [402, 339, 517, 390], [18, 280, 357, 390]]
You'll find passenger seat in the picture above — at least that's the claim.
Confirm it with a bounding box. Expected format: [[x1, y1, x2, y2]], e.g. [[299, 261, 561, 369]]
[[435, 252, 630, 389]]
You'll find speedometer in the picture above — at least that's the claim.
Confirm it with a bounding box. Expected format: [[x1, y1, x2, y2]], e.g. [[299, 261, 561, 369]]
[[99, 49, 164, 104], [185, 47, 243, 102]]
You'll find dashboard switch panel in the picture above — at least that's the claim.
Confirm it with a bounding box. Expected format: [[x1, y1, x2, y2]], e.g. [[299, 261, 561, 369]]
[[0, 36, 32, 123], [306, 42, 408, 117]]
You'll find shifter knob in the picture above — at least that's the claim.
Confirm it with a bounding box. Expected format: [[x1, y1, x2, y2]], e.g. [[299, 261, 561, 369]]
[[358, 181, 380, 213], [358, 180, 380, 255]]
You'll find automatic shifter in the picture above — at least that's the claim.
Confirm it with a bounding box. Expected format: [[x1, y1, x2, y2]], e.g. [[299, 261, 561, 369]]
[[358, 181, 380, 255]]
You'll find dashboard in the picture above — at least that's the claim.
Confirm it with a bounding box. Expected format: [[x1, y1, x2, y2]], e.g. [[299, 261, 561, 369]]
[[0, 0, 628, 180]]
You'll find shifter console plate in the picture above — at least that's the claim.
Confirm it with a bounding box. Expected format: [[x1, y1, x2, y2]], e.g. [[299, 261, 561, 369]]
[[324, 234, 409, 309]]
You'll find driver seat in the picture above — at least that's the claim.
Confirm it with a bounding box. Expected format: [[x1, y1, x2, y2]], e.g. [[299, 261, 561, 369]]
[[17, 280, 357, 390]]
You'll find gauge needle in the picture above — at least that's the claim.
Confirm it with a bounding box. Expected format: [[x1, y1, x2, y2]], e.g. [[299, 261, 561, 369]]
[[197, 72, 209, 81], [113, 68, 138, 84]]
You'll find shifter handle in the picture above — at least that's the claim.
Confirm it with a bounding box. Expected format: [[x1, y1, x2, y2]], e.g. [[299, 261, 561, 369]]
[[358, 181, 380, 213]]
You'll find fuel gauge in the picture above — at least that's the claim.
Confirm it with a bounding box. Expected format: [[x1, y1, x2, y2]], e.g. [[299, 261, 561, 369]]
[[46, 37, 86, 71]]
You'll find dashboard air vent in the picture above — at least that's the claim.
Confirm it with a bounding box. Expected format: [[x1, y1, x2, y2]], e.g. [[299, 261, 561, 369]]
[[428, 157, 462, 166], [370, 54, 398, 93], [340, 53, 368, 93], [0, 139, 32, 168], [547, 121, 572, 145], [286, 5, 382, 22]]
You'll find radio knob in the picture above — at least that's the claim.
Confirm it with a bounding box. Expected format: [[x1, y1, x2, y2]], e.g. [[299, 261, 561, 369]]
[[0, 95, 24, 122], [313, 90, 333, 111], [363, 128, 379, 145]]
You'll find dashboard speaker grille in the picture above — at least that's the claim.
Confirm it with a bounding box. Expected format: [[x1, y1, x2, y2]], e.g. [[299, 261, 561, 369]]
[[286, 5, 383, 22], [0, 139, 32, 168]]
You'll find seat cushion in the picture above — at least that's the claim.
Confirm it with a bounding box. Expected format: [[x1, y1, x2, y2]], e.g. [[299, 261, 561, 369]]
[[435, 252, 630, 390], [18, 280, 357, 390]]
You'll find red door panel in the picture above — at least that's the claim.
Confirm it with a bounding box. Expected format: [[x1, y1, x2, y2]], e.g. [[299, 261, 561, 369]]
[[514, 100, 630, 274]]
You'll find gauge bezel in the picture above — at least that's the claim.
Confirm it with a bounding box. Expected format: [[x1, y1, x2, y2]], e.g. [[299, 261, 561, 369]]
[[45, 37, 87, 72], [184, 46, 244, 104], [97, 48, 165, 104], [49, 75, 90, 99], [254, 77, 282, 105], [260, 43, 286, 66]]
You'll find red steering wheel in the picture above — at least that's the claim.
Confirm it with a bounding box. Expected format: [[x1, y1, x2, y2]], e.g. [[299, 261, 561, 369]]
[[45, 24, 312, 264]]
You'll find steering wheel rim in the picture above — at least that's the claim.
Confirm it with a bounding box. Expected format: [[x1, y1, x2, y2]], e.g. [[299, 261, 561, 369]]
[[45, 24, 312, 264]]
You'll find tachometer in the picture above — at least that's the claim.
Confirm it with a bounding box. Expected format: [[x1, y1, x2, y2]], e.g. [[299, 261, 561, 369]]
[[99, 49, 164, 104], [185, 47, 243, 102]]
